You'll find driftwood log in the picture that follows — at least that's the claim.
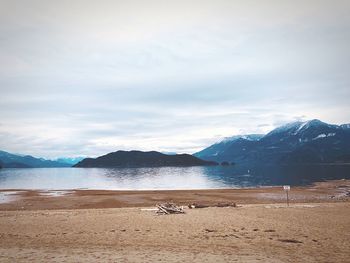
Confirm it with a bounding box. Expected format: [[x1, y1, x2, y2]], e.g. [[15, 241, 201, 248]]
[[188, 202, 237, 209], [156, 203, 185, 215], [152, 202, 237, 214]]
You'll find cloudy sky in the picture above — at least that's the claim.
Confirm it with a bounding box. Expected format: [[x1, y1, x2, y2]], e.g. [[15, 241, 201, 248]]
[[1, 0, 350, 158]]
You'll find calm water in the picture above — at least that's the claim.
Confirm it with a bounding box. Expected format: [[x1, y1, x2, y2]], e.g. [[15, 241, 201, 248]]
[[0, 165, 350, 190]]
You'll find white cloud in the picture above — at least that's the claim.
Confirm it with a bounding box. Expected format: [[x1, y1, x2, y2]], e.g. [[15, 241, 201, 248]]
[[0, 0, 349, 158]]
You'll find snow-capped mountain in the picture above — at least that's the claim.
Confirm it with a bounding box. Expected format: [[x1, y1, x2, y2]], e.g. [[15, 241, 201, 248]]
[[194, 134, 264, 160], [54, 157, 85, 165], [0, 150, 72, 168], [194, 119, 350, 164], [221, 134, 264, 143], [341, 124, 350, 130]]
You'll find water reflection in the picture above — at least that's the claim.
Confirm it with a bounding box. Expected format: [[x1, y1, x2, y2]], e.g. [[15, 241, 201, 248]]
[[0, 165, 349, 190]]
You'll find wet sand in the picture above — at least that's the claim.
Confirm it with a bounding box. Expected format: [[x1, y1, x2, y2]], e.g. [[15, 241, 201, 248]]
[[0, 180, 350, 262], [0, 179, 350, 211]]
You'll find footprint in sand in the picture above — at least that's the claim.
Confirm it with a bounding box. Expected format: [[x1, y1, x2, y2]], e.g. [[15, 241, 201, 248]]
[[278, 239, 303, 244]]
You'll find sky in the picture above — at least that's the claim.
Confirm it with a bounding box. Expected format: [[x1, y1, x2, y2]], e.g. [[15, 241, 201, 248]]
[[0, 0, 350, 158]]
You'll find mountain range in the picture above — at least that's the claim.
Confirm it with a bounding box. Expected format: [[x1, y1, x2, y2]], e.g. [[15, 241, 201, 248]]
[[194, 119, 350, 165], [0, 150, 80, 168], [53, 157, 85, 165], [74, 150, 218, 167], [1, 119, 350, 168]]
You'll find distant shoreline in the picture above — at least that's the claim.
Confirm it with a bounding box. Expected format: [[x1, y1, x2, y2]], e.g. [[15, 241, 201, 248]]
[[1, 162, 350, 169]]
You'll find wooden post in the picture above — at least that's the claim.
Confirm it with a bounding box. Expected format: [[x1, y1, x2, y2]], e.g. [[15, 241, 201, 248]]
[[283, 185, 290, 207]]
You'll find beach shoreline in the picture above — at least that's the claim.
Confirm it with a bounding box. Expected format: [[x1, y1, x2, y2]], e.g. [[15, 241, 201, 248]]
[[0, 179, 349, 211]]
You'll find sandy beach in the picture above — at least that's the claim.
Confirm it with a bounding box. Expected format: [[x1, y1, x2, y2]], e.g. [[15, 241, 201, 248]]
[[2, 0, 350, 262], [0, 180, 350, 262]]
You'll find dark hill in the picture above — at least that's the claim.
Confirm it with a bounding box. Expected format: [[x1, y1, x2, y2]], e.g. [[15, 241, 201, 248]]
[[74, 150, 218, 168]]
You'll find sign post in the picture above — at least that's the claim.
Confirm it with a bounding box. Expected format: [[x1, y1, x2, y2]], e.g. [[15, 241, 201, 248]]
[[283, 185, 290, 207]]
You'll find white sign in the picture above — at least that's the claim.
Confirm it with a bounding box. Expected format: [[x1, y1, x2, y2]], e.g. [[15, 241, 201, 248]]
[[283, 185, 290, 191]]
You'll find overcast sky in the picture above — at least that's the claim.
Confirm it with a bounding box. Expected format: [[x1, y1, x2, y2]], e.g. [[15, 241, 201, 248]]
[[1, 0, 350, 158]]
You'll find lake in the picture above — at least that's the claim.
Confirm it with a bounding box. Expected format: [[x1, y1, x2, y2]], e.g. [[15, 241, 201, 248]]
[[0, 165, 350, 190]]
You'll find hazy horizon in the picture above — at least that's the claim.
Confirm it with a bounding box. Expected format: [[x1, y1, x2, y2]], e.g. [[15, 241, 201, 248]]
[[1, 118, 349, 160], [1, 0, 350, 158]]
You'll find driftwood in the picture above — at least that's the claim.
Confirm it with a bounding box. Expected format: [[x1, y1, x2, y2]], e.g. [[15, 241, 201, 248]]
[[216, 202, 237, 207], [140, 208, 158, 211], [147, 201, 237, 214], [188, 203, 209, 209], [156, 203, 185, 215], [188, 202, 237, 209]]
